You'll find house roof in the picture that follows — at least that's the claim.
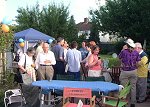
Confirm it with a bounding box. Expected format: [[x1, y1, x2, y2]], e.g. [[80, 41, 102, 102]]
[[76, 22, 92, 31]]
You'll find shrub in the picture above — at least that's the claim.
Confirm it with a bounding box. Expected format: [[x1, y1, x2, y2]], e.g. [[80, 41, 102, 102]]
[[0, 71, 16, 106], [108, 58, 121, 67], [100, 55, 121, 68], [0, 89, 5, 107]]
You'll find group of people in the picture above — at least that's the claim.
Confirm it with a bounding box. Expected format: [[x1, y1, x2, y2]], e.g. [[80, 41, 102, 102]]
[[15, 37, 149, 107], [16, 37, 105, 83], [119, 38, 149, 107]]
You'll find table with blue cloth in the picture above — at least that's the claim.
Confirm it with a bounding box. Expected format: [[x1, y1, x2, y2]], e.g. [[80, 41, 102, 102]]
[[32, 80, 119, 95]]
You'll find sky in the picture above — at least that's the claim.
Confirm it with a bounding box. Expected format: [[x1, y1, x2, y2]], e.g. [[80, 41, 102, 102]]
[[0, 0, 106, 24]]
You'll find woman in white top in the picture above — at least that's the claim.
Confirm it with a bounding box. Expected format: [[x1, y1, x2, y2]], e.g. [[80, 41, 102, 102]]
[[18, 47, 36, 83]]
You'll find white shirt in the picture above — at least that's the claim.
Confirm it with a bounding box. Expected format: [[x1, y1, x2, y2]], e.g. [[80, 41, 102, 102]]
[[18, 53, 33, 68], [66, 48, 82, 72], [64, 48, 68, 60], [35, 51, 56, 69]]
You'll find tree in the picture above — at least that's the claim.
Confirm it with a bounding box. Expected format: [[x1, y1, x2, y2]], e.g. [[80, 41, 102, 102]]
[[40, 3, 69, 38], [89, 12, 100, 44], [90, 0, 150, 44], [77, 34, 87, 48], [15, 3, 41, 31], [15, 3, 78, 41], [65, 15, 78, 43]]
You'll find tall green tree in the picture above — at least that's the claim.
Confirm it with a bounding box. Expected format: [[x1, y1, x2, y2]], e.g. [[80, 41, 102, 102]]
[[15, 3, 77, 41], [89, 12, 100, 44], [40, 3, 69, 38], [15, 3, 41, 31], [90, 0, 150, 44], [66, 15, 78, 43]]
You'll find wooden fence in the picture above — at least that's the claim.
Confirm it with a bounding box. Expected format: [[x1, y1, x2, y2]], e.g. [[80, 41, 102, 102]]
[[0, 52, 6, 84], [0, 52, 16, 84]]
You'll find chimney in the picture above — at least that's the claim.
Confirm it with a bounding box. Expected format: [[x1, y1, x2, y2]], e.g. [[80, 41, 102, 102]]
[[84, 18, 89, 24]]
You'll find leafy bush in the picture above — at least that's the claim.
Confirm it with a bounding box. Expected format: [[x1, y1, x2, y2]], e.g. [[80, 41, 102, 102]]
[[100, 48, 110, 54], [108, 58, 121, 67], [100, 55, 121, 68], [0, 71, 16, 106], [0, 89, 5, 107]]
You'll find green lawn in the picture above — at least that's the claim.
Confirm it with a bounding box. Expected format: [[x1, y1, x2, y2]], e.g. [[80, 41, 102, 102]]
[[100, 54, 112, 59]]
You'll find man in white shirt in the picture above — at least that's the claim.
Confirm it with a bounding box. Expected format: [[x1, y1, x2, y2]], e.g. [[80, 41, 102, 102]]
[[66, 41, 82, 80], [35, 42, 56, 80]]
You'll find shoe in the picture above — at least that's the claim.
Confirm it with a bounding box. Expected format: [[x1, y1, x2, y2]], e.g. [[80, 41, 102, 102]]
[[130, 104, 135, 107], [137, 100, 145, 103]]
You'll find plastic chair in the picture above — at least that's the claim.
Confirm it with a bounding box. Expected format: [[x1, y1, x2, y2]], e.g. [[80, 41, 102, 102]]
[[63, 87, 96, 107], [4, 89, 26, 107], [110, 66, 121, 84], [102, 82, 131, 107]]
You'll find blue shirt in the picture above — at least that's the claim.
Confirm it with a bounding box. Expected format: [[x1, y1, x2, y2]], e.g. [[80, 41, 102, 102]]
[[66, 48, 82, 72], [79, 47, 88, 60], [51, 44, 64, 61]]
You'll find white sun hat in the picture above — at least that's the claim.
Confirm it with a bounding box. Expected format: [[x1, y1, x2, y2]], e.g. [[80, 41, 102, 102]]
[[125, 39, 135, 48]]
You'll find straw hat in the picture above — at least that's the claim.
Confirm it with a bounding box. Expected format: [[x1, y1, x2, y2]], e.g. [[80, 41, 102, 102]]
[[125, 39, 135, 48]]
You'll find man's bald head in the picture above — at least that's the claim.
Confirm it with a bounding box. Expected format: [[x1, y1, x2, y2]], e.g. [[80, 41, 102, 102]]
[[42, 42, 49, 53]]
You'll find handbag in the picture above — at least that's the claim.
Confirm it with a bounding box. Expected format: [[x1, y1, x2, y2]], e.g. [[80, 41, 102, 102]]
[[21, 54, 33, 85], [21, 73, 32, 85]]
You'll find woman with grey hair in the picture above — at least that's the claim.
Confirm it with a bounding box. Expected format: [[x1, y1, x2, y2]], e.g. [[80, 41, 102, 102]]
[[18, 47, 36, 84]]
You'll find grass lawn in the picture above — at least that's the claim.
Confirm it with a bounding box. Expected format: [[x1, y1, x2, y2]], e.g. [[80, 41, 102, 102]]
[[100, 54, 112, 59]]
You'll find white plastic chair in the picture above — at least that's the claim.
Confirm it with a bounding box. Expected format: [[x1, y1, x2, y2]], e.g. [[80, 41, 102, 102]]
[[4, 89, 26, 107]]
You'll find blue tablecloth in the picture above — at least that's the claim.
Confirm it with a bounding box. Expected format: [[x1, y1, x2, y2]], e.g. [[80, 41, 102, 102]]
[[32, 80, 119, 95]]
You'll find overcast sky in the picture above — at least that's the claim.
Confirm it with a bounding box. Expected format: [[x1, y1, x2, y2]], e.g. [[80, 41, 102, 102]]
[[0, 0, 105, 24]]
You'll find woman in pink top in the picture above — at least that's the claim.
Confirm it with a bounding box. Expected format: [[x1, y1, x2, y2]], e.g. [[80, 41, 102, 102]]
[[87, 45, 102, 77]]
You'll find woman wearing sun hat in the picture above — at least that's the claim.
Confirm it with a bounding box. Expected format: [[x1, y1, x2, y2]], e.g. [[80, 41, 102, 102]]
[[118, 38, 141, 107]]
